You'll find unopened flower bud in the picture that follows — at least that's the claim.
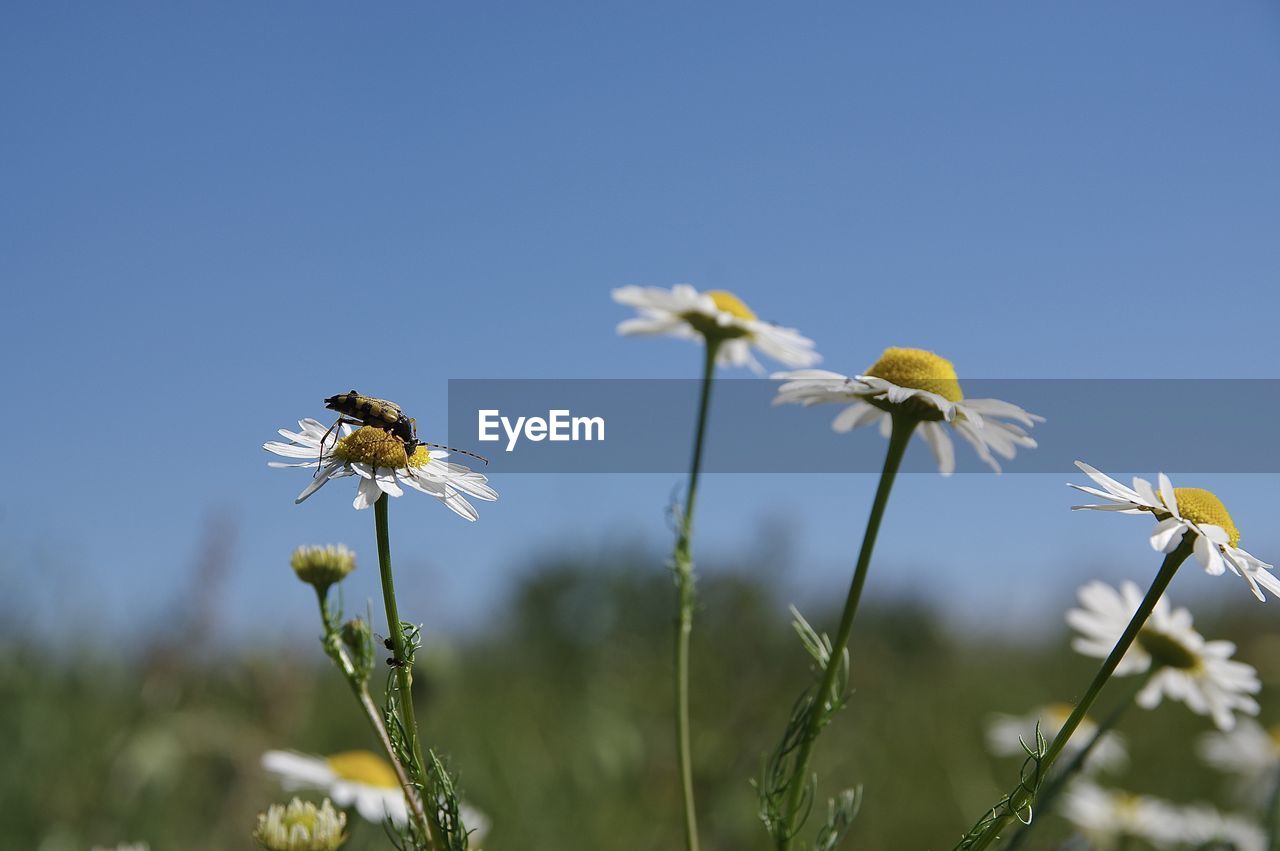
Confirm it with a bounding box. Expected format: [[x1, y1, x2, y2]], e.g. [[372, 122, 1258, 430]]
[[290, 545, 356, 593], [253, 798, 347, 851]]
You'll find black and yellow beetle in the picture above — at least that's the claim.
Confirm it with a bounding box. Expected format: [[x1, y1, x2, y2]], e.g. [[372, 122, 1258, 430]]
[[319, 390, 488, 471]]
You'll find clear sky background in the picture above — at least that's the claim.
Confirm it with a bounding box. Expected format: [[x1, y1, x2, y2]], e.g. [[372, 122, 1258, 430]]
[[3, 2, 1279, 647]]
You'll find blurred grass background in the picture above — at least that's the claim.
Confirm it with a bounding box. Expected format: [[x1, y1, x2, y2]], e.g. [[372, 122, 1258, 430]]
[[4, 547, 1276, 851]]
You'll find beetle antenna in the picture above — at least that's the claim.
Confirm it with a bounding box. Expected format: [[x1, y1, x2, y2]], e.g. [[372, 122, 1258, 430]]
[[422, 443, 489, 465]]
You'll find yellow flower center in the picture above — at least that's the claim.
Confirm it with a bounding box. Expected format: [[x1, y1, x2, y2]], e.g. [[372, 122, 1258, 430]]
[[679, 289, 757, 341], [1137, 627, 1200, 671], [707, 290, 757, 321], [1042, 703, 1075, 731], [865, 347, 964, 403], [332, 427, 429, 470], [1169, 487, 1240, 547], [1267, 724, 1280, 752], [326, 750, 401, 789]]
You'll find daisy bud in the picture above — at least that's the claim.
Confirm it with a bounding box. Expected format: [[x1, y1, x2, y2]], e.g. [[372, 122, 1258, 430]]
[[290, 545, 356, 593], [253, 798, 347, 851]]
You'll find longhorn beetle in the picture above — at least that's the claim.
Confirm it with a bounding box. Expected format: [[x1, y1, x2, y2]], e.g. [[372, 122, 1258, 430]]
[[319, 390, 489, 474]]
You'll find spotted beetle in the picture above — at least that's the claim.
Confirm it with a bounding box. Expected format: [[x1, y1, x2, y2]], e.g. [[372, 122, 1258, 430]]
[[318, 390, 488, 472]]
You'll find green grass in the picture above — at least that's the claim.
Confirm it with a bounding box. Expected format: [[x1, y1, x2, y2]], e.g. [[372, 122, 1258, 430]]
[[2, 554, 1271, 850]]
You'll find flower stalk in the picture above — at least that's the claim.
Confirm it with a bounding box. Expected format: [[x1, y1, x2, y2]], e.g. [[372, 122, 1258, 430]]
[[999, 675, 1148, 851], [671, 337, 721, 851], [956, 538, 1194, 851], [312, 589, 432, 840], [1266, 764, 1280, 851], [774, 412, 916, 851], [370, 493, 456, 851]]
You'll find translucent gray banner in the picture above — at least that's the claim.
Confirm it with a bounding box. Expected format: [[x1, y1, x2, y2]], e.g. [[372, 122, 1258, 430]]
[[444, 379, 1277, 473]]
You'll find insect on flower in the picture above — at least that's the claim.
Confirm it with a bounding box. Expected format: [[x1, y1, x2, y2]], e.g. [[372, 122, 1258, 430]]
[[320, 390, 488, 474]]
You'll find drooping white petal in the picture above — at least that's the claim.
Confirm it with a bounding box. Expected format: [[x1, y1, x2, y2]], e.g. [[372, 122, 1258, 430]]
[[262, 750, 336, 787], [353, 474, 382, 510], [830, 402, 881, 433], [295, 463, 344, 504], [1157, 474, 1178, 519], [1194, 532, 1226, 575], [374, 468, 404, 497], [917, 420, 955, 475], [1149, 517, 1188, 552]]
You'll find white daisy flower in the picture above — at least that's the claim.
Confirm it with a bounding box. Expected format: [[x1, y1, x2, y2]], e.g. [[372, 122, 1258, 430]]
[[264, 418, 497, 521], [1070, 463, 1280, 602], [263, 750, 409, 826], [773, 347, 1042, 474], [612, 284, 820, 371], [1177, 803, 1266, 851], [1066, 580, 1261, 731], [1198, 719, 1280, 806], [1061, 780, 1184, 850], [262, 750, 489, 846], [986, 703, 1127, 774]]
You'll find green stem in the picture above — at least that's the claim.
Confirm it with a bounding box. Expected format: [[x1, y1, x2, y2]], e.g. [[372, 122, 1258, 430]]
[[374, 494, 442, 850], [1266, 763, 1280, 851], [778, 413, 916, 851], [671, 338, 720, 851], [312, 589, 432, 837], [956, 540, 1193, 851], [1000, 675, 1146, 851]]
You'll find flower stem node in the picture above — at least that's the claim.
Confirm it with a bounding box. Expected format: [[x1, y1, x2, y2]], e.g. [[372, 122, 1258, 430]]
[[332, 427, 429, 471], [253, 798, 347, 851], [290, 545, 356, 592]]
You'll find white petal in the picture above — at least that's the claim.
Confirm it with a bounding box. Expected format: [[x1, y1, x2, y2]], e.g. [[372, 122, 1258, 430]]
[[830, 402, 880, 433], [353, 475, 382, 510], [1149, 517, 1187, 552], [375, 468, 404, 497], [1158, 473, 1178, 518], [295, 464, 343, 504], [919, 421, 955, 476]]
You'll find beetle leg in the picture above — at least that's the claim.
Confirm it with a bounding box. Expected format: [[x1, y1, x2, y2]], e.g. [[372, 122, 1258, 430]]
[[314, 417, 362, 476]]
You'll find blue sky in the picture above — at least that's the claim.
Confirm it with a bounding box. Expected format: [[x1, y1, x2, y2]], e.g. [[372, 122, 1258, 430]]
[[3, 2, 1279, 645]]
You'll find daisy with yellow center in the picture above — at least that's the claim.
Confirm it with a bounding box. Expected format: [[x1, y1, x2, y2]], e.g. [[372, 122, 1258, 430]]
[[262, 750, 491, 846], [773, 347, 1042, 474], [1177, 804, 1267, 851], [1067, 580, 1261, 730], [1060, 781, 1185, 850], [264, 418, 497, 520], [1070, 462, 1279, 601], [1199, 719, 1280, 806], [263, 750, 408, 826], [612, 284, 820, 371], [986, 703, 1128, 775]]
